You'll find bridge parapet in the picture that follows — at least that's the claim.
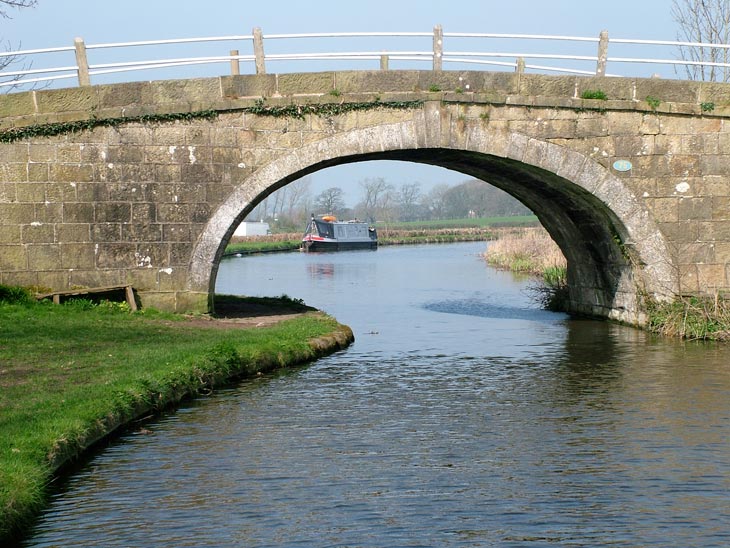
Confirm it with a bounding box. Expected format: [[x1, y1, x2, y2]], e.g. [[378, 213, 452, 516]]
[[2, 71, 730, 129]]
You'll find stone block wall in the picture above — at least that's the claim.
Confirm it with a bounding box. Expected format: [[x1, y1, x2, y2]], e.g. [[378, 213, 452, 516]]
[[1, 71, 729, 317]]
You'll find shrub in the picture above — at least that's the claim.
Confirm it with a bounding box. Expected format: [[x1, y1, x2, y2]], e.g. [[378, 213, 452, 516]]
[[0, 285, 33, 305], [581, 89, 607, 100]]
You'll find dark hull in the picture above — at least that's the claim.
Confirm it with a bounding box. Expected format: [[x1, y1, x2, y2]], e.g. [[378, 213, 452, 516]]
[[302, 240, 377, 252]]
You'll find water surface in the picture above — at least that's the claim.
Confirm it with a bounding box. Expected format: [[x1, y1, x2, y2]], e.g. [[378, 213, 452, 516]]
[[23, 242, 730, 547]]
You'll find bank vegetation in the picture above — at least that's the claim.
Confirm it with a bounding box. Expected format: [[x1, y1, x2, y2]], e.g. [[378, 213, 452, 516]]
[[483, 227, 569, 311], [224, 216, 540, 256], [644, 293, 730, 341], [482, 227, 730, 340]]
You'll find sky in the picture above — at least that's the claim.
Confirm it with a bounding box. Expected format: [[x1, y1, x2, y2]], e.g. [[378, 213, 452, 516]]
[[1, 0, 681, 206]]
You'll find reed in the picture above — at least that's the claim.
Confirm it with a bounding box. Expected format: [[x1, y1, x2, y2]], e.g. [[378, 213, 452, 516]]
[[484, 227, 568, 311], [484, 227, 566, 274]]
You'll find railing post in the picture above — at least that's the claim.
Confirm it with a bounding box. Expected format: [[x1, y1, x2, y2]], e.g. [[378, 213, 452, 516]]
[[596, 30, 609, 76], [74, 37, 90, 87], [230, 49, 240, 75], [253, 27, 266, 75], [380, 54, 389, 70], [516, 57, 525, 75], [433, 24, 443, 71], [515, 57, 525, 92]]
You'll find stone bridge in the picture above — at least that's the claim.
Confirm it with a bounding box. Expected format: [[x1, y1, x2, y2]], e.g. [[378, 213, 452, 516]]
[[2, 70, 730, 325]]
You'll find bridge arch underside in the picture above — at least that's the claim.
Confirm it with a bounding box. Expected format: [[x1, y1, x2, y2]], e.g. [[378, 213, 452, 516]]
[[201, 146, 675, 326], [400, 149, 654, 323]]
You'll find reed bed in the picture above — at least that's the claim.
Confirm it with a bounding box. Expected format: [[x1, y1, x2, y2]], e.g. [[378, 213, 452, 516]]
[[484, 227, 566, 275], [484, 227, 568, 311]]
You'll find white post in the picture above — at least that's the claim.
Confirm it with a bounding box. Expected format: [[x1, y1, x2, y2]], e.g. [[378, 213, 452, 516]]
[[516, 57, 525, 75], [253, 27, 266, 75], [230, 49, 240, 75], [596, 30, 609, 76], [74, 37, 90, 86], [433, 24, 443, 71]]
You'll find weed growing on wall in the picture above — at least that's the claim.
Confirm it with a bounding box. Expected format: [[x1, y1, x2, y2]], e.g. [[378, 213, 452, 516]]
[[0, 99, 424, 143]]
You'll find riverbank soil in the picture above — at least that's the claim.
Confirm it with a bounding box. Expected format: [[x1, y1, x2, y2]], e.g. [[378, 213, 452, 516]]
[[0, 294, 353, 544]]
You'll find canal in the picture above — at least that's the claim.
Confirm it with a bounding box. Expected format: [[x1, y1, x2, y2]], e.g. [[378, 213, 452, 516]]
[[23, 242, 730, 547]]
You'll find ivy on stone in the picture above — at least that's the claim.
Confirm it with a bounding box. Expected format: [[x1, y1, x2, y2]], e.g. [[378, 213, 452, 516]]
[[0, 99, 424, 143], [0, 110, 219, 143]]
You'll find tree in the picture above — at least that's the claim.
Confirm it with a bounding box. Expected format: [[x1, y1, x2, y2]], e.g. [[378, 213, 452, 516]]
[[441, 180, 531, 219], [356, 177, 393, 222], [246, 176, 313, 231], [397, 182, 423, 222], [672, 0, 730, 81], [421, 183, 451, 220], [1, 1, 38, 91], [314, 187, 346, 217], [0, 0, 35, 19], [283, 176, 312, 220]]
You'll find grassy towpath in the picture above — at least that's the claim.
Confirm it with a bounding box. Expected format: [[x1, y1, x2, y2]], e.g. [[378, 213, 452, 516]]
[[0, 291, 353, 543]]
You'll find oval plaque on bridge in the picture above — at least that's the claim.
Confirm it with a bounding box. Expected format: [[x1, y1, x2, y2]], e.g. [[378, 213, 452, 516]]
[[613, 159, 632, 172]]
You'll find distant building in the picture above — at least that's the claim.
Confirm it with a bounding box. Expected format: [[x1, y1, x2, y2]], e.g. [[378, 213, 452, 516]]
[[233, 221, 270, 237]]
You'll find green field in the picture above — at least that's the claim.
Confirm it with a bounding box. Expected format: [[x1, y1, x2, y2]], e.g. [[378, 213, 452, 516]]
[[380, 215, 539, 230]]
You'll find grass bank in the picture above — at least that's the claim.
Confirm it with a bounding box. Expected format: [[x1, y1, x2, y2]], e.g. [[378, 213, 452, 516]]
[[0, 288, 353, 543], [482, 229, 730, 339], [644, 294, 730, 341], [384, 215, 539, 230], [483, 226, 569, 311], [379, 226, 497, 245], [224, 216, 540, 256], [222, 228, 496, 256]]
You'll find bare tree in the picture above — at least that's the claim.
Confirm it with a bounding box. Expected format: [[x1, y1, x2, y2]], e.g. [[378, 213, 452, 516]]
[[356, 177, 393, 223], [314, 187, 346, 217], [284, 176, 312, 219], [0, 0, 36, 18], [1, 0, 38, 91], [397, 182, 423, 222], [421, 183, 451, 220], [672, 0, 730, 81]]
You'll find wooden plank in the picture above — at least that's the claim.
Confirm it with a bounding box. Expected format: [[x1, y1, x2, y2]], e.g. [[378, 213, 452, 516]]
[[37, 285, 138, 309], [125, 285, 138, 311]]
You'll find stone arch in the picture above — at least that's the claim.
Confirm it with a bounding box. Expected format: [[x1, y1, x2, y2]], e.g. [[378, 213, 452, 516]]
[[190, 117, 677, 325]]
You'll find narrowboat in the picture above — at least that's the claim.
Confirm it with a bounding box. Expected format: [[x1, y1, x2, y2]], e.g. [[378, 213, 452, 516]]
[[301, 215, 378, 252]]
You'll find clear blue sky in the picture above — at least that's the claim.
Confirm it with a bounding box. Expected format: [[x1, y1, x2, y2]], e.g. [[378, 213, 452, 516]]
[[1, 0, 680, 204]]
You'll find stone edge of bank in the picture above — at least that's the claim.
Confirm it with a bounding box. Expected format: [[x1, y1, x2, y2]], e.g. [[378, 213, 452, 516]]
[[48, 318, 354, 472], [3, 317, 353, 545]]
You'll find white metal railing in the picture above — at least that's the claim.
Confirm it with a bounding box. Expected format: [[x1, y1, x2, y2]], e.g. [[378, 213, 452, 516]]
[[1, 25, 729, 90]]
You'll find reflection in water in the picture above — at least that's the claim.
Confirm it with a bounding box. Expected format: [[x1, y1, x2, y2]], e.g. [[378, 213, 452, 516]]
[[22, 243, 730, 547], [307, 262, 335, 278], [424, 296, 564, 322]]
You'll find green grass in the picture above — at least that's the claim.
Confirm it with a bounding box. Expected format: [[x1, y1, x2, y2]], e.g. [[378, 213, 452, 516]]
[[580, 89, 608, 100], [0, 292, 351, 542], [382, 215, 538, 230], [645, 294, 730, 340], [224, 239, 301, 255]]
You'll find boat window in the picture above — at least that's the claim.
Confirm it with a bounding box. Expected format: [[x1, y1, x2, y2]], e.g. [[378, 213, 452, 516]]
[[314, 220, 335, 239]]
